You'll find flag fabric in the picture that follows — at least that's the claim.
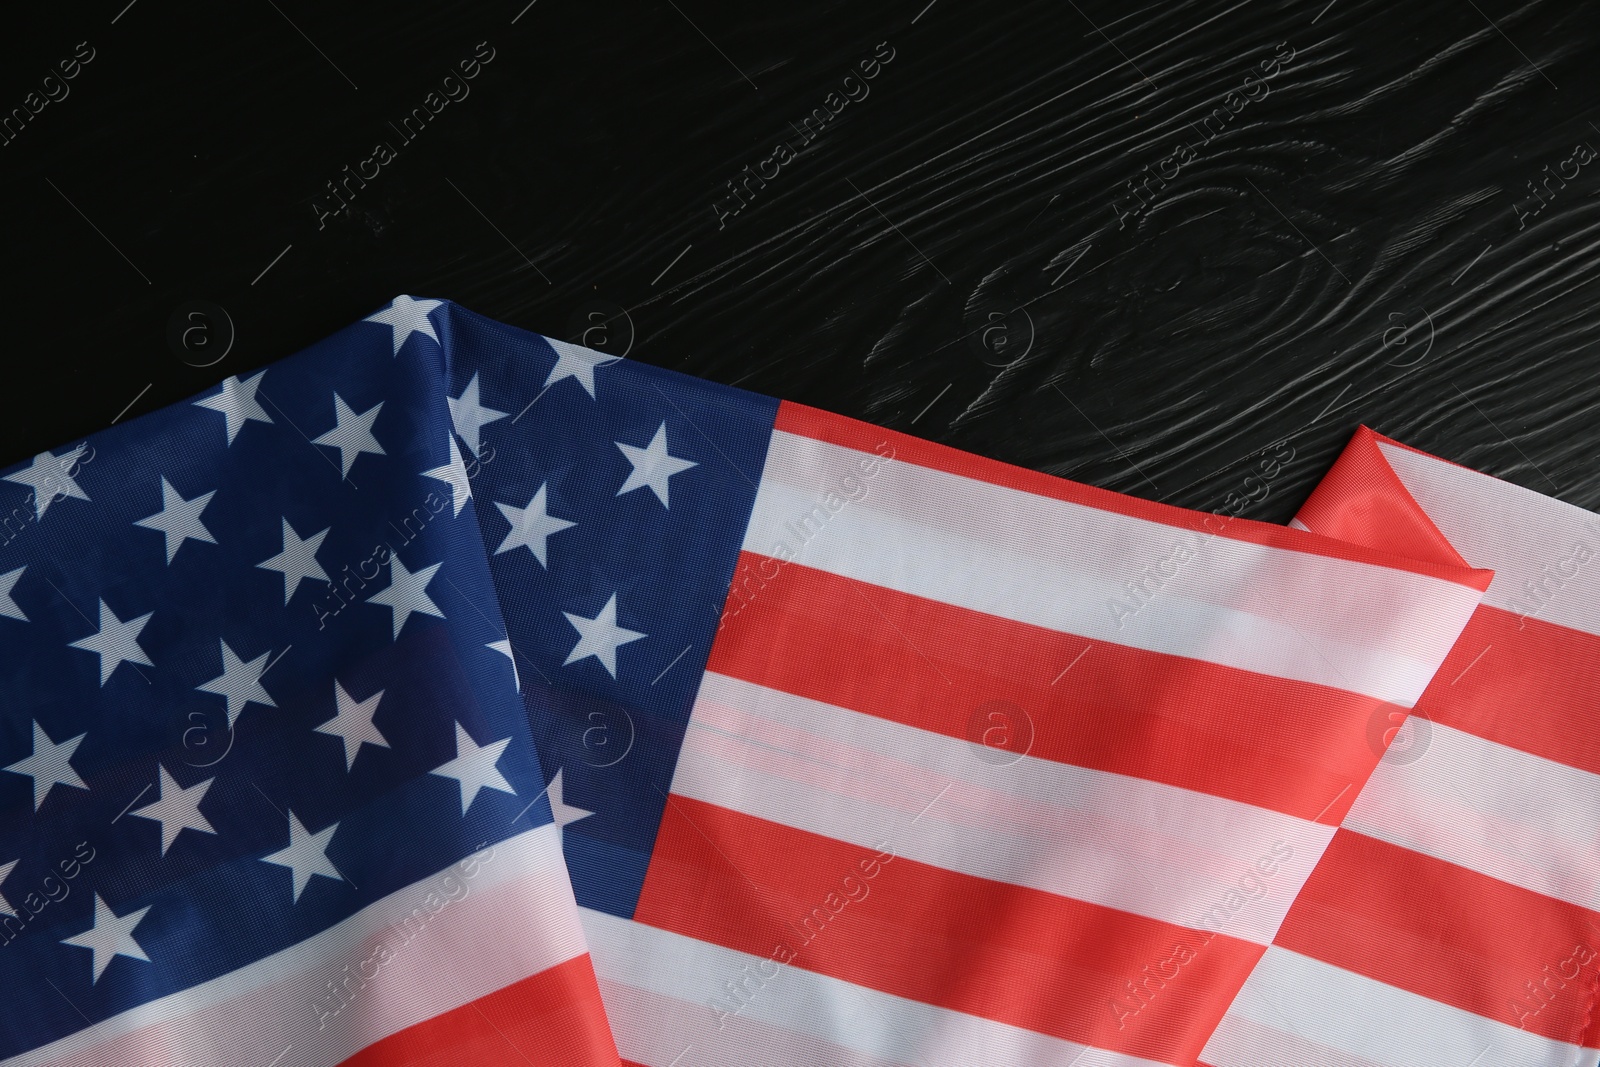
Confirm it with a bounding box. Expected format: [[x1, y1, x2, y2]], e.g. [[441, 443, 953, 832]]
[[0, 297, 619, 1066], [425, 301, 1491, 1066], [1200, 427, 1600, 1067], [0, 295, 1586, 1067]]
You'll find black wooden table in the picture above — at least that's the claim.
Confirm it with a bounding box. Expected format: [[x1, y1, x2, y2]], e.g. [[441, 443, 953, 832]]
[[3, 0, 1596, 522]]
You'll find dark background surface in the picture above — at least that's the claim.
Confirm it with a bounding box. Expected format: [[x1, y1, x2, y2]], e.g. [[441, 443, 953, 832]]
[[1, 0, 1596, 522]]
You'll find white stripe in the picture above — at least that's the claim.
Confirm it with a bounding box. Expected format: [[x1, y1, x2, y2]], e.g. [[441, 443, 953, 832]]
[[677, 673, 1333, 946], [7, 826, 585, 1067], [750, 430, 1484, 707], [1199, 1012, 1396, 1067], [1344, 721, 1600, 910], [1377, 440, 1600, 636], [582, 907, 1173, 1067], [1202, 946, 1585, 1067]]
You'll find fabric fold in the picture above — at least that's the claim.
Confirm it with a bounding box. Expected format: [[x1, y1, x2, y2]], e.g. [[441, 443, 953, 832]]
[[1291, 426, 1471, 570], [1201, 426, 1600, 1067]]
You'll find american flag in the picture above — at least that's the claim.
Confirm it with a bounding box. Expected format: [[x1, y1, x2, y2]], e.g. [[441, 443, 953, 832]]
[[0, 296, 1589, 1067], [1203, 428, 1600, 1067]]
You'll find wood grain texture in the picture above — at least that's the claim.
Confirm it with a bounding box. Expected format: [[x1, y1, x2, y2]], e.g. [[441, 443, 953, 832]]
[[1, 0, 1595, 523]]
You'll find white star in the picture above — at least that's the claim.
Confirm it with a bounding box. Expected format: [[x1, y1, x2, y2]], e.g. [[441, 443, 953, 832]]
[[562, 594, 646, 678], [494, 485, 575, 566], [0, 859, 16, 915], [69, 599, 154, 686], [134, 477, 217, 564], [367, 555, 444, 640], [260, 811, 342, 903], [257, 518, 331, 603], [429, 722, 515, 815], [422, 436, 473, 517], [3, 444, 89, 520], [130, 766, 216, 856], [487, 639, 520, 691], [0, 566, 27, 622], [542, 338, 615, 398], [365, 295, 443, 355], [3, 721, 88, 811], [545, 768, 593, 830], [195, 639, 276, 728], [313, 394, 385, 479], [61, 895, 152, 983], [193, 371, 273, 445], [448, 373, 507, 456], [616, 422, 697, 508], [316, 681, 389, 770]]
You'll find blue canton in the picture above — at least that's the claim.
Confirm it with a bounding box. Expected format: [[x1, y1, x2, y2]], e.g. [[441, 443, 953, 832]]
[[0, 298, 557, 1058]]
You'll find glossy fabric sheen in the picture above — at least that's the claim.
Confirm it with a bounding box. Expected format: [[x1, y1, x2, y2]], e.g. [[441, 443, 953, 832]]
[[3, 299, 1594, 1066]]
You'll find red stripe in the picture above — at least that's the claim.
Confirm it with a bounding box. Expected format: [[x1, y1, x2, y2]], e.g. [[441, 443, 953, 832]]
[[339, 954, 620, 1067], [1417, 604, 1600, 775], [713, 553, 1395, 823], [773, 401, 1492, 591], [1291, 425, 1470, 569], [1274, 829, 1600, 1043], [636, 794, 1263, 1064]]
